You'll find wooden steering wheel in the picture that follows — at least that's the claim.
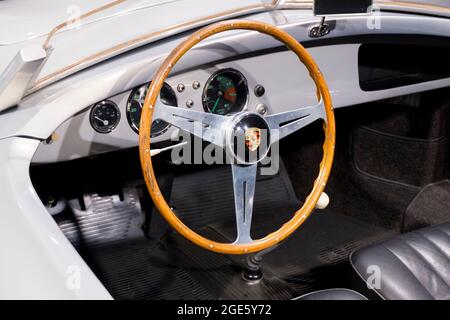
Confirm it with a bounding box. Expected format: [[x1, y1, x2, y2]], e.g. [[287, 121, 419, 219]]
[[139, 20, 335, 255]]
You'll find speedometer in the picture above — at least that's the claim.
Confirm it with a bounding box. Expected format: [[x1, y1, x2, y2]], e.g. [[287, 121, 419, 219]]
[[126, 82, 177, 137], [202, 69, 248, 115]]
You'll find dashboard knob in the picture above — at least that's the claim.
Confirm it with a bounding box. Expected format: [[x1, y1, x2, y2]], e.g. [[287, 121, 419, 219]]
[[254, 85, 266, 97], [315, 192, 330, 210]]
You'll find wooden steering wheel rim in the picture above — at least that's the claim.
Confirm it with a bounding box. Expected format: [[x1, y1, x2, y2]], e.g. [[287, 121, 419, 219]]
[[139, 20, 336, 255]]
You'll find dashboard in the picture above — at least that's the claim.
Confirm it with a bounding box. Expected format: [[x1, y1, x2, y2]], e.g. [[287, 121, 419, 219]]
[[31, 39, 450, 164], [89, 68, 252, 137], [32, 47, 321, 163]]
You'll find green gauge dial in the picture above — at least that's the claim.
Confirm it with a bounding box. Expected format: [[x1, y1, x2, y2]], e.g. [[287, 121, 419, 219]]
[[126, 82, 177, 137], [202, 69, 248, 115]]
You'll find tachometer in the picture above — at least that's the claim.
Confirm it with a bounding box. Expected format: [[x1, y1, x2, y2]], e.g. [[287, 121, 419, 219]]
[[202, 69, 248, 115], [126, 82, 177, 137]]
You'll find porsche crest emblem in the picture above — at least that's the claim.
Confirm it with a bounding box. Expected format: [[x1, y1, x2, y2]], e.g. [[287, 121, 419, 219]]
[[245, 128, 261, 152]]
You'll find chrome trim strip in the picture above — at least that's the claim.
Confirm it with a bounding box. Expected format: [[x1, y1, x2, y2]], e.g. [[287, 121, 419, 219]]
[[43, 0, 127, 49]]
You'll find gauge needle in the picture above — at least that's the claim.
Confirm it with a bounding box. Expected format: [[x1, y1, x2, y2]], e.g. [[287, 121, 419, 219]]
[[211, 96, 220, 113], [95, 116, 109, 126]]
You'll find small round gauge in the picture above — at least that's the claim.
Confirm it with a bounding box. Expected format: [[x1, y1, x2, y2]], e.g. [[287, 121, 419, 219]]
[[126, 82, 177, 137], [202, 69, 249, 115], [89, 100, 120, 134]]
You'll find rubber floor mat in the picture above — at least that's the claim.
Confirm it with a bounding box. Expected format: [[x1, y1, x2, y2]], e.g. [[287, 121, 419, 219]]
[[167, 229, 300, 300], [170, 162, 300, 233], [55, 188, 214, 300], [84, 238, 214, 300], [54, 176, 397, 299], [207, 211, 398, 293]]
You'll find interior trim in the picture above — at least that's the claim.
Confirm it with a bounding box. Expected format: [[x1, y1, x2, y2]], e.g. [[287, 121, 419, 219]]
[[197, 34, 450, 69], [351, 129, 424, 190]]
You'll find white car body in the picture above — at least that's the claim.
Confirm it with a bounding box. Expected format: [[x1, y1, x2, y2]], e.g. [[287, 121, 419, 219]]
[[0, 0, 449, 299]]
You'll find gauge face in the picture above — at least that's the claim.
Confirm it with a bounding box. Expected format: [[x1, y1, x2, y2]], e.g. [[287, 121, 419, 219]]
[[90, 101, 120, 134], [126, 82, 177, 137], [203, 69, 248, 115]]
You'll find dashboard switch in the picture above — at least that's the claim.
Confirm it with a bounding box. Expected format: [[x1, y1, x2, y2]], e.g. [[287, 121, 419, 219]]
[[254, 84, 266, 97]]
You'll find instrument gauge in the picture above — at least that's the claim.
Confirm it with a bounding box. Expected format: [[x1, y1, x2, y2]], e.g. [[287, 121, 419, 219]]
[[126, 82, 177, 137], [89, 100, 120, 134], [202, 69, 248, 115]]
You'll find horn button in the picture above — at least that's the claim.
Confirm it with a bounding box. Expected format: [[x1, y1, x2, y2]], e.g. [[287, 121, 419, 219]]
[[228, 113, 271, 164]]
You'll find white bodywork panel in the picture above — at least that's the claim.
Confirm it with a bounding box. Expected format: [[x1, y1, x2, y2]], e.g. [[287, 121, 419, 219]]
[[0, 45, 47, 112], [0, 2, 449, 299], [0, 137, 112, 299]]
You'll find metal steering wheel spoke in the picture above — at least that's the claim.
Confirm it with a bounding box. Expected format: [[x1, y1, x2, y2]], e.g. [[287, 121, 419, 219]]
[[231, 163, 257, 245], [266, 99, 326, 144], [153, 99, 228, 148]]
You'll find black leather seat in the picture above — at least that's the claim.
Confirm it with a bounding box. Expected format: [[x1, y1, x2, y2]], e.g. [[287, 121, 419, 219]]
[[294, 289, 367, 300], [351, 222, 450, 300]]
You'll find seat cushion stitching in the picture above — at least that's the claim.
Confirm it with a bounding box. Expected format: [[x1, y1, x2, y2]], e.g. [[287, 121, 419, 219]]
[[401, 239, 449, 297], [385, 244, 436, 299], [351, 223, 450, 300], [416, 230, 450, 260], [432, 226, 450, 240], [414, 232, 450, 289]]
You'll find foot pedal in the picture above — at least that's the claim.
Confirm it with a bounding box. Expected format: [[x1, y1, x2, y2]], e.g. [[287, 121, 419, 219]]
[[56, 187, 143, 248]]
